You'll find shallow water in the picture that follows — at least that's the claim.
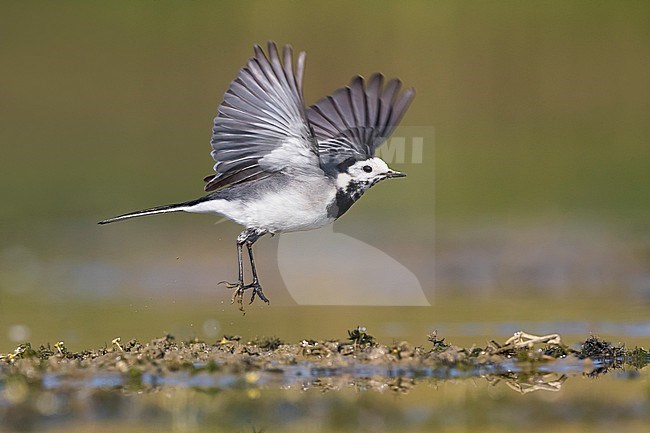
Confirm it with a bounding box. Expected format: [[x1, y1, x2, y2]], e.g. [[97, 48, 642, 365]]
[[1, 357, 648, 433], [34, 356, 637, 390], [2, 328, 649, 433]]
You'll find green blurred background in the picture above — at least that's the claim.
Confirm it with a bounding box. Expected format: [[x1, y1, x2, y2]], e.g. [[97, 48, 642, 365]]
[[1, 1, 649, 352]]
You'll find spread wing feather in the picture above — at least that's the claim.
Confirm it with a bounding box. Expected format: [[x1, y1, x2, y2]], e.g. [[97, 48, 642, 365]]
[[205, 42, 318, 192], [306, 73, 415, 176]]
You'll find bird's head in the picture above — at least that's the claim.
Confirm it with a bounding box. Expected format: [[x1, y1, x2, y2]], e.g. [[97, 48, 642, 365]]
[[336, 157, 406, 196], [326, 156, 405, 219]]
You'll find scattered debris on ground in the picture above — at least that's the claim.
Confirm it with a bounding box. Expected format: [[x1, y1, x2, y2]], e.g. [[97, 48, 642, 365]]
[[1, 328, 646, 389]]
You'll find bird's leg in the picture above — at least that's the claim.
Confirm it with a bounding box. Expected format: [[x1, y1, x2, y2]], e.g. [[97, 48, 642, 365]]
[[219, 237, 246, 307], [219, 229, 269, 307], [243, 241, 270, 304]]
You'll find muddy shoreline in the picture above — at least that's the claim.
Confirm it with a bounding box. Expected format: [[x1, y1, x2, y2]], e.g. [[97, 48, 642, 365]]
[[2, 329, 647, 387]]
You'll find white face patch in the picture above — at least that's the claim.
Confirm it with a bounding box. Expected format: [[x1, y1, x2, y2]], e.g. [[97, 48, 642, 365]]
[[334, 157, 399, 195], [347, 157, 391, 182]]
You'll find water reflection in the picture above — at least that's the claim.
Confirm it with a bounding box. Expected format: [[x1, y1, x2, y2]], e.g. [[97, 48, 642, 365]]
[[1, 358, 648, 433], [29, 355, 637, 394]]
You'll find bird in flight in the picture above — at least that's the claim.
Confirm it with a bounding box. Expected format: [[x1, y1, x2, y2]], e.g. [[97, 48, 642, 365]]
[[99, 41, 415, 307]]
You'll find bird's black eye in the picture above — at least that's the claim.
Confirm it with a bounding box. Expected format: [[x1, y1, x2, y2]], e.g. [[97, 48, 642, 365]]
[[363, 165, 373, 173]]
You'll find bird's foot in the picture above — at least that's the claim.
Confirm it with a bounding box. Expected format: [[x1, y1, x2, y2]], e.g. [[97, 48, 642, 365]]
[[219, 280, 270, 308], [218, 280, 246, 310], [243, 281, 270, 305]]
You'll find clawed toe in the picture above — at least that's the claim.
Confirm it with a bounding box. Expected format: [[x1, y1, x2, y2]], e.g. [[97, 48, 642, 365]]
[[218, 280, 246, 307], [218, 280, 241, 289], [244, 282, 270, 305], [219, 280, 270, 306]]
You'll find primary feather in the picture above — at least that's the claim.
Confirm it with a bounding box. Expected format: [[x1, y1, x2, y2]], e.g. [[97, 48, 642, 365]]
[[205, 42, 319, 192]]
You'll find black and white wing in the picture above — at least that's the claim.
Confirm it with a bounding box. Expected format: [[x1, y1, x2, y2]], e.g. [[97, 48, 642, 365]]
[[204, 42, 319, 192], [306, 73, 415, 176]]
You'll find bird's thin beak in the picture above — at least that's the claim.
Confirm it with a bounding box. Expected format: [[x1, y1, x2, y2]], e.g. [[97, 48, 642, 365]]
[[386, 170, 406, 179]]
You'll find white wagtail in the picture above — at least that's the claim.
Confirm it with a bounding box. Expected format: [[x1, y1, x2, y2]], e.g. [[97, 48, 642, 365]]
[[99, 41, 415, 306]]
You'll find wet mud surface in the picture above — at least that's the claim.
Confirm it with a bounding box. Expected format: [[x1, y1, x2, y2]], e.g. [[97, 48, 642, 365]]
[[1, 329, 648, 432]]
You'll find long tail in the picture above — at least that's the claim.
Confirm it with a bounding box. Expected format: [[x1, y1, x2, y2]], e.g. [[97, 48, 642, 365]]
[[98, 200, 199, 225]]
